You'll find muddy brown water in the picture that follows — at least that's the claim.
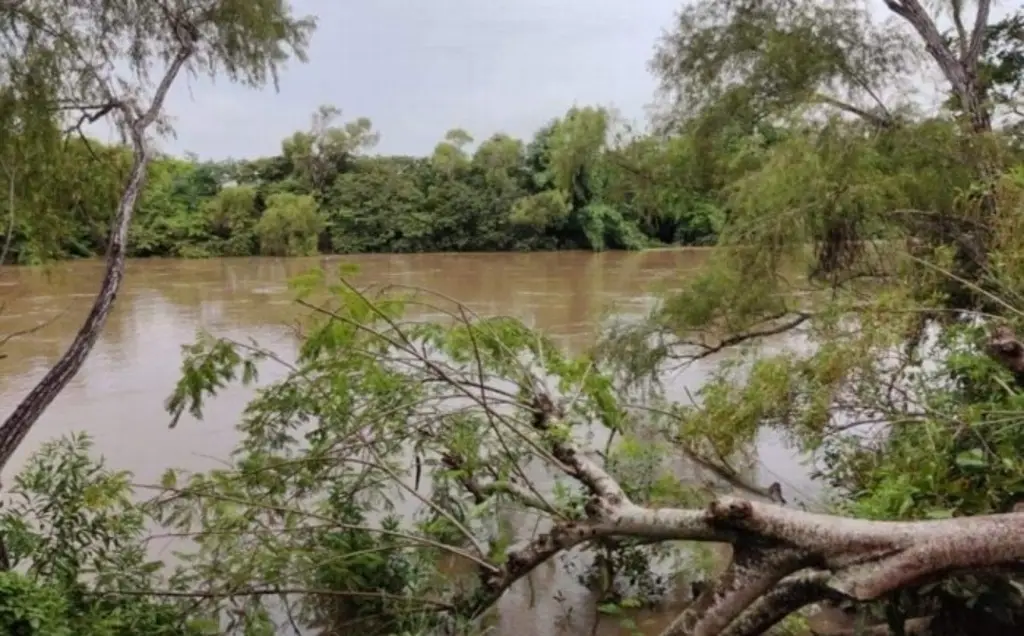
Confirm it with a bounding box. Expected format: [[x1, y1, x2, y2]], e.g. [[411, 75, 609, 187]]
[[0, 250, 822, 635]]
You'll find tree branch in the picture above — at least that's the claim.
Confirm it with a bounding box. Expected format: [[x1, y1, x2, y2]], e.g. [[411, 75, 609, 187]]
[[452, 379, 1024, 634], [813, 94, 894, 128], [721, 569, 834, 636], [678, 311, 813, 364], [966, 0, 991, 69], [950, 0, 970, 60]]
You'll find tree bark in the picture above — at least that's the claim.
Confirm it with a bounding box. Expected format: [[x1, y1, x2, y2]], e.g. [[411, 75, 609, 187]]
[[884, 0, 992, 134], [455, 385, 1024, 636], [0, 46, 193, 473]]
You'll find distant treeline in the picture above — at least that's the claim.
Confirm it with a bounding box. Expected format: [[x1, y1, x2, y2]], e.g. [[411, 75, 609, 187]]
[[8, 98, 1024, 265], [4, 104, 729, 264]]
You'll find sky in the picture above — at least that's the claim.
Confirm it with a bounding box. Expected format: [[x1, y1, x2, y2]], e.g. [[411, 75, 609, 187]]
[[138, 0, 682, 161], [90, 0, 1016, 163]]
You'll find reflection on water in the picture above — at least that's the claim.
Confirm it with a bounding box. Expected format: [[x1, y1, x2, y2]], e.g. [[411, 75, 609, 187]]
[[0, 249, 813, 635]]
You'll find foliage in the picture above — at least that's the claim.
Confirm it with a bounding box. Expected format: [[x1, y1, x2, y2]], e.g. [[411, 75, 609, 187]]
[[147, 271, 711, 633], [586, 0, 1024, 628], [254, 192, 322, 256], [0, 433, 208, 635], [3, 101, 732, 261], [0, 0, 314, 265], [8, 0, 1024, 633]]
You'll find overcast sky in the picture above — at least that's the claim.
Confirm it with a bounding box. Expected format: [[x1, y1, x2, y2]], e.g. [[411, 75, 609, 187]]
[[103, 1, 1014, 162], [139, 0, 681, 161]]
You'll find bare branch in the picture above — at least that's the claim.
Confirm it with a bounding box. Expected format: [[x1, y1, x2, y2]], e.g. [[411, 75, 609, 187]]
[[679, 312, 813, 364]]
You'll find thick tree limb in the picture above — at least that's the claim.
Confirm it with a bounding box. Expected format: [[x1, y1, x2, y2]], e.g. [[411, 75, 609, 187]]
[[453, 384, 1024, 636], [884, 0, 991, 132], [662, 545, 810, 636], [722, 569, 834, 636], [966, 0, 991, 70]]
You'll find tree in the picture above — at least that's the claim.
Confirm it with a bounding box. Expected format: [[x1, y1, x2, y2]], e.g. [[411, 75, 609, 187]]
[[0, 0, 314, 472], [652, 0, 1018, 311], [2, 1, 1024, 633], [431, 128, 474, 176], [282, 104, 379, 193], [0, 100, 735, 262], [958, 9, 1024, 139], [203, 185, 260, 255], [254, 192, 322, 256], [148, 271, 1024, 636]]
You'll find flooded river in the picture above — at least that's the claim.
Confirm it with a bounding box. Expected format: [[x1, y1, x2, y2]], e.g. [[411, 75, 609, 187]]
[[0, 250, 820, 635]]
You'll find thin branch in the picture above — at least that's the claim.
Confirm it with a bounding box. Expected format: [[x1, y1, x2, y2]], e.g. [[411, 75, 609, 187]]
[[136, 482, 501, 574], [813, 94, 894, 128], [679, 312, 813, 363]]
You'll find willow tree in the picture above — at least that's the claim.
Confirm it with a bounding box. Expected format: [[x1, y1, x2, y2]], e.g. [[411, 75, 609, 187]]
[[558, 0, 1024, 632], [651, 0, 1024, 312], [0, 0, 314, 471]]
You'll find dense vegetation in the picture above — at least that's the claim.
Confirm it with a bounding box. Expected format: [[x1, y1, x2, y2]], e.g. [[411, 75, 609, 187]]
[[6, 102, 727, 264], [4, 0, 1024, 635]]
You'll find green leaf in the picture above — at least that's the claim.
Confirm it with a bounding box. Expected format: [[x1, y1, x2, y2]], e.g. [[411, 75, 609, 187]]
[[954, 448, 987, 469]]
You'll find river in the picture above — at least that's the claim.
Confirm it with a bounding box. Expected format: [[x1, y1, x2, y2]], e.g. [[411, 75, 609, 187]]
[[0, 249, 821, 635]]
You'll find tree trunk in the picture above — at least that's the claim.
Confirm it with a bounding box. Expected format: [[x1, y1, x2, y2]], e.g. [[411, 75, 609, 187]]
[[883, 0, 996, 311], [0, 47, 192, 474]]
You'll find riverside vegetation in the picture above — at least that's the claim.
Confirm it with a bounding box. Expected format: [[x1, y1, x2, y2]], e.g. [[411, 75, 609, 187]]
[[3, 0, 1024, 635]]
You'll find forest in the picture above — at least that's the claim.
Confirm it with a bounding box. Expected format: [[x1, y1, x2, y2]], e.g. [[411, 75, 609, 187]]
[[2, 0, 1024, 635], [6, 103, 723, 264]]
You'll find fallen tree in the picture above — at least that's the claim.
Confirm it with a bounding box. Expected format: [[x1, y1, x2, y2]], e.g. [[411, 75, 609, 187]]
[[458, 390, 1024, 636], [147, 280, 1024, 636]]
